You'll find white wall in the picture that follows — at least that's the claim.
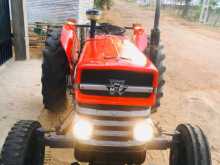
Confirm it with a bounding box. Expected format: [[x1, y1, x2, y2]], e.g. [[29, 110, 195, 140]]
[[27, 0, 94, 23], [78, 0, 94, 23], [27, 0, 80, 23]]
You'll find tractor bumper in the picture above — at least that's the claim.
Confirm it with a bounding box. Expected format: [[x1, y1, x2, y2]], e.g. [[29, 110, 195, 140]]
[[73, 137, 171, 163], [41, 130, 171, 164], [74, 141, 146, 164]]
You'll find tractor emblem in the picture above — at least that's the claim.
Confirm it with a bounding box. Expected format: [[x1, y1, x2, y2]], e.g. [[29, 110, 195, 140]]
[[106, 79, 128, 96]]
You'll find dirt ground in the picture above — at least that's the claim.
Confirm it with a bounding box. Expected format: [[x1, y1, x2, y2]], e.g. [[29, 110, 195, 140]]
[[0, 60, 42, 148], [102, 1, 220, 165], [1, 0, 220, 164]]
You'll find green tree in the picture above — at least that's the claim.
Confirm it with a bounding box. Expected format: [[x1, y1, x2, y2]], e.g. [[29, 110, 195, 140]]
[[209, 0, 218, 9], [182, 0, 192, 17], [210, 0, 220, 25], [94, 0, 113, 10]]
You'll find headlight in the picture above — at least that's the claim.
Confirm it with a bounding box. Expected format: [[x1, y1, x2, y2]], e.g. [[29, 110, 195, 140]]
[[133, 120, 154, 142], [73, 119, 93, 140]]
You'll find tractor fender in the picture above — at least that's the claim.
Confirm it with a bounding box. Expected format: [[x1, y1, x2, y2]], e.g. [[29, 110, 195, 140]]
[[133, 24, 148, 52], [60, 21, 80, 72]]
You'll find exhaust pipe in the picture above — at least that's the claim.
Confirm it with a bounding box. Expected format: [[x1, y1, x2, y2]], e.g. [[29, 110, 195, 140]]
[[149, 0, 161, 61]]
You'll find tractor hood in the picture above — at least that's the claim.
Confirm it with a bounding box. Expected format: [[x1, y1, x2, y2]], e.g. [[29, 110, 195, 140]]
[[78, 35, 149, 68], [75, 35, 158, 107]]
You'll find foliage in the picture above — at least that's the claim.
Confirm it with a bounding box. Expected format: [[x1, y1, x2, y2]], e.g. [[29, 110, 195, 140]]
[[94, 0, 113, 10], [181, 0, 192, 17], [209, 0, 219, 9], [194, 5, 202, 20], [158, 0, 220, 25]]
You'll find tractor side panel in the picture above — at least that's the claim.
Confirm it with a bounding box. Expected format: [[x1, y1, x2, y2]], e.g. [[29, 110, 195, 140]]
[[133, 26, 148, 52], [60, 24, 80, 72]]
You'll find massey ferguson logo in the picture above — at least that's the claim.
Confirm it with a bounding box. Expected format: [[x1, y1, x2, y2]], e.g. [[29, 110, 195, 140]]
[[106, 79, 128, 96]]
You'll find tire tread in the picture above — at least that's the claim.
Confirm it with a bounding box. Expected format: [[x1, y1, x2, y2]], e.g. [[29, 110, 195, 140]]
[[1, 120, 44, 165], [41, 30, 67, 111]]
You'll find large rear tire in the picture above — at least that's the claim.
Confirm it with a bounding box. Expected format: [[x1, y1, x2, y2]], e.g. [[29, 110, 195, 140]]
[[1, 120, 45, 165], [170, 124, 211, 165], [42, 30, 68, 111], [151, 44, 166, 112], [145, 44, 166, 113]]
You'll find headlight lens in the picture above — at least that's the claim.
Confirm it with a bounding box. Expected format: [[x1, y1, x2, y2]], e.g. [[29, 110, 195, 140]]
[[73, 119, 93, 140], [133, 120, 154, 142]]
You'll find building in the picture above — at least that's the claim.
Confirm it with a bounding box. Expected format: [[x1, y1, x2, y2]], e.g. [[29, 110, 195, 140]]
[[161, 0, 201, 6], [27, 0, 94, 23], [137, 0, 150, 5], [137, 0, 202, 6]]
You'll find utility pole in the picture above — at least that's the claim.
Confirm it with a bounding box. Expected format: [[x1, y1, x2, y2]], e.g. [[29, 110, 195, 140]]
[[199, 0, 210, 23], [10, 0, 29, 60]]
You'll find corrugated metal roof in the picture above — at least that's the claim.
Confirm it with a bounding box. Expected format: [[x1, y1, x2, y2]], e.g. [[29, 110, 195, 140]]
[[27, 0, 80, 23]]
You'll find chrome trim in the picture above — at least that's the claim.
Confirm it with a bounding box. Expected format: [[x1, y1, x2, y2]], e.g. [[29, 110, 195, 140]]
[[94, 130, 129, 137], [91, 119, 135, 127], [80, 84, 107, 91], [80, 139, 145, 147], [74, 114, 135, 126], [80, 84, 153, 93], [73, 114, 154, 147], [75, 113, 152, 127], [76, 105, 150, 118], [126, 86, 153, 93]]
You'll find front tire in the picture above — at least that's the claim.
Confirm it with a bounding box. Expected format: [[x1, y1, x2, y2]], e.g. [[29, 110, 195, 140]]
[[1, 120, 45, 165], [42, 30, 68, 111], [170, 124, 211, 165]]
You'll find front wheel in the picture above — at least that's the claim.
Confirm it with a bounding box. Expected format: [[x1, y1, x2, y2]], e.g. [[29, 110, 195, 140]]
[[170, 124, 211, 165], [1, 120, 45, 165]]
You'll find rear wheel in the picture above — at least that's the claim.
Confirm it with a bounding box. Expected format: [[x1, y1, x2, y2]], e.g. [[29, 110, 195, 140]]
[[42, 30, 68, 111], [152, 44, 166, 112], [170, 124, 211, 165], [1, 120, 45, 165], [145, 44, 166, 113]]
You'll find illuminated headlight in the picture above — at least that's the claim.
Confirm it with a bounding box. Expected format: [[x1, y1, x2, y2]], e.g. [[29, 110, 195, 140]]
[[133, 120, 154, 142], [73, 118, 93, 140]]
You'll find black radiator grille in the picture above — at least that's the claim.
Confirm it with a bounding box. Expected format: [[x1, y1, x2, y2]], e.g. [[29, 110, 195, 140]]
[[80, 70, 153, 98], [81, 70, 153, 86], [80, 90, 151, 97]]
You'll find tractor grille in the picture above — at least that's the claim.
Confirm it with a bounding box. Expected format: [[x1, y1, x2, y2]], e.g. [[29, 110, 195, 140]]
[[80, 70, 154, 98], [76, 104, 151, 147]]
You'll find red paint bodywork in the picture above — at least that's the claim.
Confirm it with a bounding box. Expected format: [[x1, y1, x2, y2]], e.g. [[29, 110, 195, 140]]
[[60, 22, 158, 107], [60, 23, 80, 74], [132, 24, 148, 52]]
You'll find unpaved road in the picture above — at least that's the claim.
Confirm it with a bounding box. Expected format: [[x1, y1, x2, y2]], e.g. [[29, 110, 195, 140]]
[[1, 0, 220, 164], [104, 1, 220, 165], [0, 60, 42, 147]]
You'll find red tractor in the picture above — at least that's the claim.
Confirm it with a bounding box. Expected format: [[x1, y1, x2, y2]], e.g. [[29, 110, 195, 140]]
[[1, 1, 211, 165]]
